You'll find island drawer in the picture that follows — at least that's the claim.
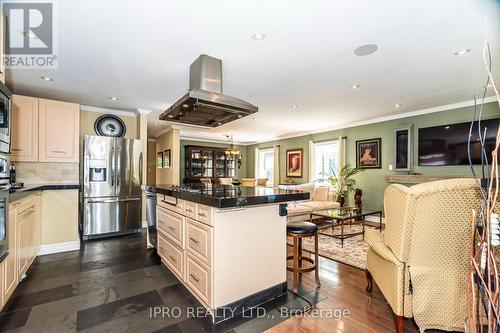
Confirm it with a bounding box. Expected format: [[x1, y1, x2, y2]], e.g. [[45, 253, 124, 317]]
[[196, 204, 213, 226], [162, 235, 185, 281], [184, 201, 196, 219], [186, 218, 212, 267], [157, 206, 184, 248], [186, 253, 212, 307], [157, 194, 185, 215]]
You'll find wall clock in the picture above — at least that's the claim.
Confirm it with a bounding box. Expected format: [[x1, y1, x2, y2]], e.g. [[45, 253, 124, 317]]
[[94, 114, 126, 137]]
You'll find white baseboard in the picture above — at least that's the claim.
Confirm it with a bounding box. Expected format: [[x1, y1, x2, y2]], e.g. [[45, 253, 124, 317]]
[[37, 241, 81, 256]]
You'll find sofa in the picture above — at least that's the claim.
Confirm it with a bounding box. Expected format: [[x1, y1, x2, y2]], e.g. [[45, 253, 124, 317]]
[[283, 183, 341, 222]]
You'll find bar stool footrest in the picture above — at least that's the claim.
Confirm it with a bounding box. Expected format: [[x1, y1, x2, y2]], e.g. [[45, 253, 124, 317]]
[[286, 256, 317, 273]]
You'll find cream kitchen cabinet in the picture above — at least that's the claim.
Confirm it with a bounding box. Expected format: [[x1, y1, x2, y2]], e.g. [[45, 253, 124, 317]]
[[38, 99, 80, 163], [11, 95, 39, 162], [10, 95, 80, 163], [2, 205, 17, 307]]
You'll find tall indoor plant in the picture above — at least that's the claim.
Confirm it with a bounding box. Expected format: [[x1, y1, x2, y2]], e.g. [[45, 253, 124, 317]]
[[328, 163, 362, 207]]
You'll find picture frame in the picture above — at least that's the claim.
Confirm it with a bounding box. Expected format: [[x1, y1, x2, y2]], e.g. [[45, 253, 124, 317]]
[[157, 151, 163, 168], [394, 126, 412, 171], [356, 138, 382, 169], [163, 149, 171, 168], [286, 149, 303, 178]]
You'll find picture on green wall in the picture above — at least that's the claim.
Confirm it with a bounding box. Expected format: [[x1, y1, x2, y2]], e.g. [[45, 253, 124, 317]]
[[356, 138, 381, 169]]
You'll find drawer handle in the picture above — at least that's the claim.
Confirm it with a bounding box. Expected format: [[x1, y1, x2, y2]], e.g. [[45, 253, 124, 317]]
[[186, 208, 193, 213], [52, 150, 67, 154], [190, 273, 200, 282], [198, 212, 207, 217], [159, 246, 166, 253], [162, 197, 179, 206], [11, 148, 22, 151], [167, 226, 176, 231], [169, 255, 177, 262], [189, 237, 200, 244]]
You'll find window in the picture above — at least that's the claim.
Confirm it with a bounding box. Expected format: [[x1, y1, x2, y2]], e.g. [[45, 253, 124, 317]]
[[311, 140, 340, 182], [256, 148, 274, 184]]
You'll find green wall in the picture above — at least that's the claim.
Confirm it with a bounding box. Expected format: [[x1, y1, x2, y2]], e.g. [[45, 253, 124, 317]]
[[247, 102, 500, 211], [180, 139, 248, 183]]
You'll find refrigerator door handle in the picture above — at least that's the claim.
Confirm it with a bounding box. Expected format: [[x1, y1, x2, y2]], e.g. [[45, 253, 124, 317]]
[[86, 198, 119, 204], [117, 198, 141, 202]]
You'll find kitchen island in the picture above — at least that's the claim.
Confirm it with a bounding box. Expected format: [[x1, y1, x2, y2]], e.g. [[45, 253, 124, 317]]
[[145, 184, 310, 323]]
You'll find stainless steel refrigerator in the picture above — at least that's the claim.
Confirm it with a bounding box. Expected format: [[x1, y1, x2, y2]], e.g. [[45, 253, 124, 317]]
[[83, 135, 142, 239]]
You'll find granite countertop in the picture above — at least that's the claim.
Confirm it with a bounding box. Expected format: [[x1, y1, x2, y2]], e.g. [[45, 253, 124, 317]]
[[10, 183, 80, 201], [146, 184, 310, 208]]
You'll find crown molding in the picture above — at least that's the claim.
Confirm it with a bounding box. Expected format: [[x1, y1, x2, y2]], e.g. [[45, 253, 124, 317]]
[[136, 108, 153, 115], [180, 136, 246, 145], [246, 96, 498, 145], [81, 105, 137, 117]]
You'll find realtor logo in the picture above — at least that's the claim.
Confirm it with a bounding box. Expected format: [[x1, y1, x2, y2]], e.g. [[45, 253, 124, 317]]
[[2, 1, 58, 68]]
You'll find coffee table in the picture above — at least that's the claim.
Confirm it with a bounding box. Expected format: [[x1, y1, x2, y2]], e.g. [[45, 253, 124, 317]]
[[310, 208, 382, 247]]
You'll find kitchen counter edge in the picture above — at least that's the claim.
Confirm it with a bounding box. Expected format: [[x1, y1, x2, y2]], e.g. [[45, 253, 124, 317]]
[[10, 184, 80, 202]]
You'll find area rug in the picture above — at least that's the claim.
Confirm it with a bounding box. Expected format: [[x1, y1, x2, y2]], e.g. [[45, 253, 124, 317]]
[[287, 224, 377, 270]]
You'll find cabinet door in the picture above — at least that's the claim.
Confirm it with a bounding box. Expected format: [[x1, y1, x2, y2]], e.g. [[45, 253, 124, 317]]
[[33, 193, 42, 254], [38, 99, 80, 163], [3, 207, 18, 301], [11, 95, 39, 162], [0, 260, 4, 310], [16, 208, 32, 280]]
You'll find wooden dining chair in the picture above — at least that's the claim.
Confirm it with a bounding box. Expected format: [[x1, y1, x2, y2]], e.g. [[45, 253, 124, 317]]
[[200, 178, 211, 184], [256, 178, 268, 186], [218, 178, 233, 185]]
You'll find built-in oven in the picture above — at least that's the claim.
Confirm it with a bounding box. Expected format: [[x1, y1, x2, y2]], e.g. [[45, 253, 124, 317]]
[[0, 154, 10, 262], [0, 82, 12, 154]]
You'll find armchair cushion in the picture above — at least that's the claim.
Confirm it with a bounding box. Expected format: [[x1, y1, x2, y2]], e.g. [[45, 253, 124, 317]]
[[313, 186, 330, 201]]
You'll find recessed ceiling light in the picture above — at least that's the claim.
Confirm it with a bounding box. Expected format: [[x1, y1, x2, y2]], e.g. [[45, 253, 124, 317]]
[[182, 103, 189, 108], [454, 48, 471, 56], [444, 126, 450, 129], [167, 115, 174, 118], [351, 84, 360, 89], [291, 104, 298, 109], [40, 76, 53, 81], [354, 44, 378, 56], [110, 96, 119, 101], [217, 122, 222, 125], [251, 32, 266, 40], [237, 115, 242, 118], [394, 103, 402, 108]]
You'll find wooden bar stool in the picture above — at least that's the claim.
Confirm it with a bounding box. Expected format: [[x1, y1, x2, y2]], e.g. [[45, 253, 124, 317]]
[[286, 221, 321, 293]]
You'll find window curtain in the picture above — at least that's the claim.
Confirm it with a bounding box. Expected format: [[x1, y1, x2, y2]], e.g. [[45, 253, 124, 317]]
[[338, 136, 346, 169], [273, 145, 280, 186], [254, 148, 259, 178], [308, 140, 314, 183]]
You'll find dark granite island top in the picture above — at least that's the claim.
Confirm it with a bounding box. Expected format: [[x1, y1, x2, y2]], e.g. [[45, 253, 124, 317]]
[[145, 184, 310, 208]]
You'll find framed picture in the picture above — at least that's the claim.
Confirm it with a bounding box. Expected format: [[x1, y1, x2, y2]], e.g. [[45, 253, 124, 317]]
[[157, 152, 163, 168], [286, 149, 303, 177], [395, 126, 412, 171], [163, 149, 171, 168], [356, 138, 381, 169]]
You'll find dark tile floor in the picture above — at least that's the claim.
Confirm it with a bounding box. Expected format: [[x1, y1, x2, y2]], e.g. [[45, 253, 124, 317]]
[[0, 231, 326, 333]]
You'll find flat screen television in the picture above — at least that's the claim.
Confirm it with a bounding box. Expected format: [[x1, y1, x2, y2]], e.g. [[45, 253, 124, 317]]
[[418, 118, 500, 166]]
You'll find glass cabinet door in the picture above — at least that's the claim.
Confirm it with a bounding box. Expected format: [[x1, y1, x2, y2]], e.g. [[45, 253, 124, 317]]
[[225, 154, 237, 177], [190, 149, 213, 178], [214, 151, 226, 178]]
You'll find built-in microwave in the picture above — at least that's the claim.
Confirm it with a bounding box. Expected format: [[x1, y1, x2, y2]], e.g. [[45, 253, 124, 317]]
[[0, 82, 12, 154]]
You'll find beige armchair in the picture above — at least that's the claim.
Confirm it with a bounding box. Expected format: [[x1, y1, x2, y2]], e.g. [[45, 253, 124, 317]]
[[365, 178, 482, 333], [218, 177, 233, 185]]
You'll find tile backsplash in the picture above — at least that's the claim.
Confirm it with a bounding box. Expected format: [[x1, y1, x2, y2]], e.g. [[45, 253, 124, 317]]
[[14, 162, 79, 184]]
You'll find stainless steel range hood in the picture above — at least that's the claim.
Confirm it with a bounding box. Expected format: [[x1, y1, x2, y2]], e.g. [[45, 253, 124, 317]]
[[159, 55, 258, 127]]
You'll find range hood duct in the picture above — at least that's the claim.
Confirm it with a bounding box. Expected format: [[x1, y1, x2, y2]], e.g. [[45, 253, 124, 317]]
[[159, 54, 258, 127]]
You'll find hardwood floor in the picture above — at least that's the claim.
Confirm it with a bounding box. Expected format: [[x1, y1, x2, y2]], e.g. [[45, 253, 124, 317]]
[[267, 250, 454, 333]]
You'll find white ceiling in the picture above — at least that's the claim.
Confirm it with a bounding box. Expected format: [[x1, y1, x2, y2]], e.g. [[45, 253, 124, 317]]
[[6, 0, 500, 144]]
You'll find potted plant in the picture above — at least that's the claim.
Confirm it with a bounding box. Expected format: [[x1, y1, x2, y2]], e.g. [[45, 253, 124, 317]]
[[328, 163, 362, 207]]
